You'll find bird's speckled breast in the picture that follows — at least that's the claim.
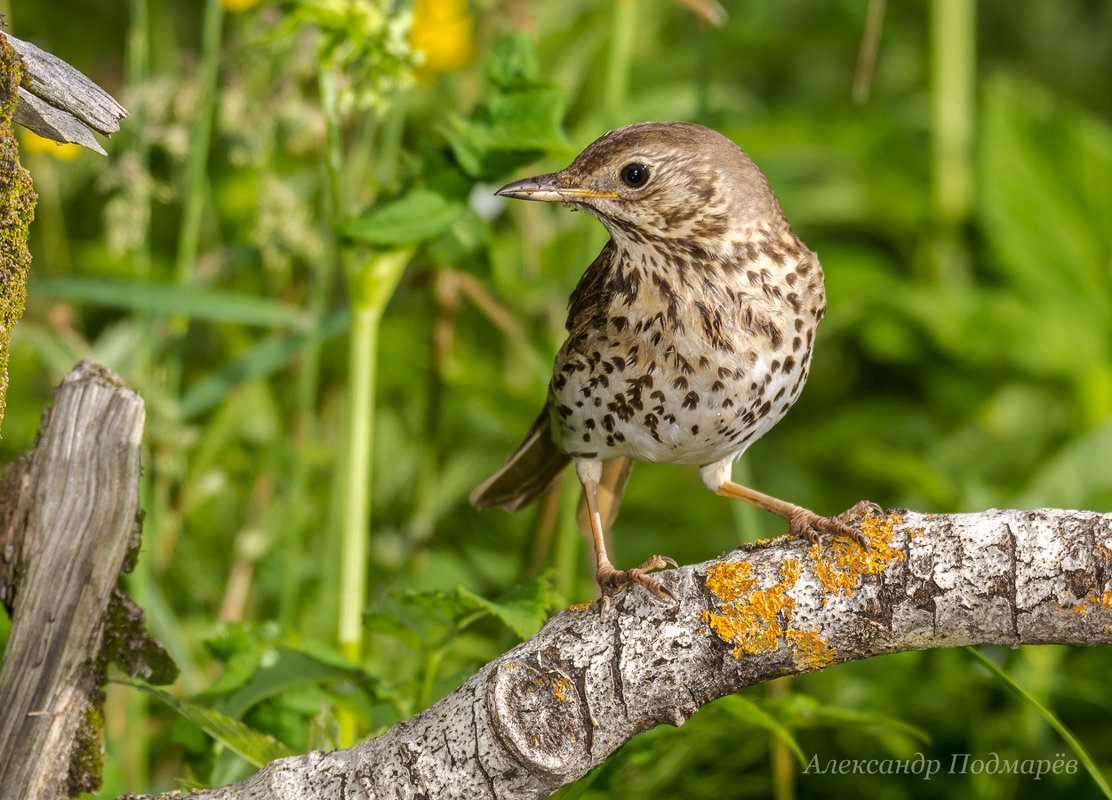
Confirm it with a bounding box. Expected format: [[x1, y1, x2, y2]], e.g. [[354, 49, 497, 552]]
[[548, 230, 824, 466]]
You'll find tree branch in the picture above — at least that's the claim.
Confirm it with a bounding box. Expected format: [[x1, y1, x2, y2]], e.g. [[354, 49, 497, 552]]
[[126, 507, 1112, 799]]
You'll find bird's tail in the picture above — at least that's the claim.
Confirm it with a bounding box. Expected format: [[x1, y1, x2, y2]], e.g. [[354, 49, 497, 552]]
[[470, 409, 570, 512]]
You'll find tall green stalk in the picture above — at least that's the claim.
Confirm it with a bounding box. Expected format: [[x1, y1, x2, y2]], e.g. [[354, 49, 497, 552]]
[[929, 0, 975, 282], [338, 249, 413, 662], [124, 0, 152, 790], [605, 0, 637, 126], [166, 0, 224, 397]]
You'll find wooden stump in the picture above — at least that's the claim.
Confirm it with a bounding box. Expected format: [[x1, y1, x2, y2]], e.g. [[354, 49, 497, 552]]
[[0, 361, 173, 800]]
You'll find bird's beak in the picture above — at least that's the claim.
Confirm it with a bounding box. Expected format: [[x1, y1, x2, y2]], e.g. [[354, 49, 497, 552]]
[[495, 172, 617, 203]]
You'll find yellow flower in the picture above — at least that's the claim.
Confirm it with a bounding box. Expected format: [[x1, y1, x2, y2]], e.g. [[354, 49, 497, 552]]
[[411, 0, 475, 74], [19, 130, 82, 161], [221, 0, 262, 10]]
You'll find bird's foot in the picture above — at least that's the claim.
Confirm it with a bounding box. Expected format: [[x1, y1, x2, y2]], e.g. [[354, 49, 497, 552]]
[[596, 555, 678, 618], [789, 500, 882, 548], [837, 500, 884, 527]]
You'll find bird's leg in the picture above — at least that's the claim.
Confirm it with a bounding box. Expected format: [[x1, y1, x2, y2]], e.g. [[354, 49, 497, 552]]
[[700, 460, 880, 547], [576, 461, 677, 617]]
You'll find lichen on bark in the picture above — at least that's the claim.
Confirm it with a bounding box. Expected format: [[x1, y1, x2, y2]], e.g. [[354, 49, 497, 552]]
[[0, 33, 37, 432]]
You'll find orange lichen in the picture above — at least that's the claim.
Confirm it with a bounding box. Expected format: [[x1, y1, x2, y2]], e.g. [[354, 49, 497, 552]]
[[567, 603, 592, 613], [786, 629, 837, 670], [702, 559, 804, 659], [701, 514, 905, 673], [810, 513, 903, 598], [520, 673, 574, 703], [1062, 591, 1112, 615], [550, 675, 572, 702]]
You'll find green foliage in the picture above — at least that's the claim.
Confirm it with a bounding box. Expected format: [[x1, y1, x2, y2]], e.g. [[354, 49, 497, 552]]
[[124, 679, 294, 768], [0, 1, 1110, 798], [341, 189, 465, 246]]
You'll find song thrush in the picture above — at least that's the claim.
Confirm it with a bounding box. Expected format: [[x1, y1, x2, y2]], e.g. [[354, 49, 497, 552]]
[[471, 121, 875, 613]]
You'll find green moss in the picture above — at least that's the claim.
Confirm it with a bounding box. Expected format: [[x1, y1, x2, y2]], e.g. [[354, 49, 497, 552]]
[[67, 702, 105, 796], [0, 34, 37, 434]]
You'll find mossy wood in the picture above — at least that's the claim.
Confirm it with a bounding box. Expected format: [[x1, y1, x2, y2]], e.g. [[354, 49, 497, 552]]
[[128, 508, 1112, 800], [0, 33, 35, 433], [0, 362, 175, 800]]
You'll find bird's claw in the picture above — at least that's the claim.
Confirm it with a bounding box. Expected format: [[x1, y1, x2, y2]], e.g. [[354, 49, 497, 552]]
[[837, 499, 883, 525], [596, 556, 678, 618], [790, 500, 882, 549]]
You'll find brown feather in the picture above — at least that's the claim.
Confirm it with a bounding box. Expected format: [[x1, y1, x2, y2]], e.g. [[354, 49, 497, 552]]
[[470, 408, 569, 512]]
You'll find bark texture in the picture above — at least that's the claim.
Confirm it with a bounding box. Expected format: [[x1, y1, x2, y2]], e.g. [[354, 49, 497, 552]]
[[0, 362, 174, 800], [133, 507, 1112, 800], [2, 32, 128, 155]]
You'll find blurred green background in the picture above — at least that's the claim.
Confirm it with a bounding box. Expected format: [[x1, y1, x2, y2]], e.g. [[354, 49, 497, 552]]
[[1, 0, 1111, 797]]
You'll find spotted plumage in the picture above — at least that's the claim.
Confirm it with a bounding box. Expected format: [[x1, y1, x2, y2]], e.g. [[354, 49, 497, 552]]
[[471, 122, 876, 613]]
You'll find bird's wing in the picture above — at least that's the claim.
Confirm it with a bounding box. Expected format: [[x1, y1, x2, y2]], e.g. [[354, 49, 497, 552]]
[[471, 240, 619, 513], [565, 240, 618, 335], [470, 406, 570, 512]]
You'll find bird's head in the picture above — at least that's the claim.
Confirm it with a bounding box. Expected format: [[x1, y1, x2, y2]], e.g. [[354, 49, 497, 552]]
[[496, 121, 785, 249]]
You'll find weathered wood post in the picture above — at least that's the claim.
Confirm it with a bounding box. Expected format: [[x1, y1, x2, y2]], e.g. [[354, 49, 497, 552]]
[[0, 362, 175, 800]]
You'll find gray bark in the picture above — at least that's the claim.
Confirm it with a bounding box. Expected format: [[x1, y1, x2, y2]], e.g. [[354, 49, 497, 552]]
[[4, 32, 128, 155], [0, 361, 172, 800], [133, 507, 1112, 800]]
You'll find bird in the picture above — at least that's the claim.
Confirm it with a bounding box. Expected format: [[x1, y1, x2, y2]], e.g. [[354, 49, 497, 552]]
[[471, 121, 876, 614]]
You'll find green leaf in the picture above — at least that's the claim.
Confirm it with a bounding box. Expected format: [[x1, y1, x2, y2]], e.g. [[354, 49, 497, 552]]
[[481, 88, 569, 152], [394, 573, 559, 640], [340, 190, 464, 246], [119, 679, 294, 767], [203, 645, 387, 719], [487, 32, 539, 89], [363, 612, 425, 649], [980, 75, 1112, 302], [457, 574, 560, 640], [34, 277, 307, 328]]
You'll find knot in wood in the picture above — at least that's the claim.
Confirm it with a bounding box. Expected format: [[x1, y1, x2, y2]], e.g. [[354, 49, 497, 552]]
[[487, 660, 587, 775]]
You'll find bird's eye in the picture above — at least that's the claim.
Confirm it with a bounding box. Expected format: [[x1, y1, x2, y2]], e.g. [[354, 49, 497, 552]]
[[620, 163, 649, 188]]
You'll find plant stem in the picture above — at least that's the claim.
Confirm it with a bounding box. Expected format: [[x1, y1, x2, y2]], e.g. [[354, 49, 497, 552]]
[[605, 0, 637, 127], [339, 302, 377, 663], [125, 0, 152, 791], [929, 0, 975, 282], [167, 0, 223, 397], [338, 249, 413, 666]]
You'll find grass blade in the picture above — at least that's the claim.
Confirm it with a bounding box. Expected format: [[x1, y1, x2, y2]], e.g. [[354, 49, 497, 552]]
[[966, 647, 1112, 798], [35, 276, 307, 328]]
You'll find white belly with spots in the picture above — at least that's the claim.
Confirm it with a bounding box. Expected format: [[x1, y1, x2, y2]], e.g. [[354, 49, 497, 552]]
[[549, 337, 810, 467]]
